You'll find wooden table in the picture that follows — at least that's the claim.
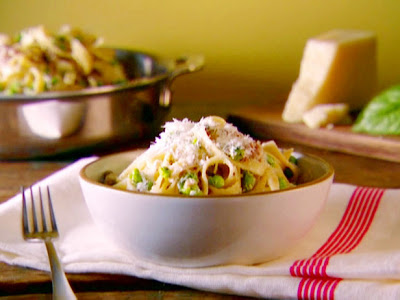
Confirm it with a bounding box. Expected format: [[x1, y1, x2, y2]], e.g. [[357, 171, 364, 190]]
[[1, 104, 400, 299]]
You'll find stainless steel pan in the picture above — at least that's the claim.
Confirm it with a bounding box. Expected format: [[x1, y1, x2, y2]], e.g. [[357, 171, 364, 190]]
[[0, 49, 204, 159]]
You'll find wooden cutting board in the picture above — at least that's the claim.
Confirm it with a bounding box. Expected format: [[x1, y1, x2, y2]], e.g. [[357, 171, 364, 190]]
[[228, 106, 400, 163]]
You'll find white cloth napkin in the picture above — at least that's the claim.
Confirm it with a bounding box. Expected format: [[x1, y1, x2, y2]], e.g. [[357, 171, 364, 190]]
[[1, 157, 400, 300]]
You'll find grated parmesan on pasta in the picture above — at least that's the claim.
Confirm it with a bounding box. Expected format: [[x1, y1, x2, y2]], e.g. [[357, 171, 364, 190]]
[[113, 116, 299, 196]]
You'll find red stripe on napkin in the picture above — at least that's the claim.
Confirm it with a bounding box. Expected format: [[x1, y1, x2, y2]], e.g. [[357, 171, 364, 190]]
[[290, 186, 385, 300], [297, 277, 342, 300]]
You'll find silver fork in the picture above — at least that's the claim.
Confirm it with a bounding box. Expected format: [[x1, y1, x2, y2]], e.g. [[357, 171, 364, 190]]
[[22, 185, 77, 300]]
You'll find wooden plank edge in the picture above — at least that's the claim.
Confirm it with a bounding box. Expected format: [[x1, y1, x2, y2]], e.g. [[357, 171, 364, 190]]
[[228, 113, 400, 163]]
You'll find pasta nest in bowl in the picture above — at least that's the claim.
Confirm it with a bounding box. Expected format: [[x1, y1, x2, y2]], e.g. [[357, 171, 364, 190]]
[[108, 116, 299, 196]]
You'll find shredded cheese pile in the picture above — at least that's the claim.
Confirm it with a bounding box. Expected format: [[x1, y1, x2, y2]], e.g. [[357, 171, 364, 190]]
[[113, 116, 299, 196]]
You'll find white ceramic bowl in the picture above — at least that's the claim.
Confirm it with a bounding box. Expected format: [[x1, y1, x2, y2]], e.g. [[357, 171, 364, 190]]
[[79, 149, 334, 267]]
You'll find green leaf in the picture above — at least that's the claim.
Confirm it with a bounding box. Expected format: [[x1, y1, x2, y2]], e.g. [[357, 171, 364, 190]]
[[352, 85, 400, 135]]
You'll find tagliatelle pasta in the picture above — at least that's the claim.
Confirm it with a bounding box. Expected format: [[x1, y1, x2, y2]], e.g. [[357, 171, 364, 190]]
[[112, 116, 299, 196], [0, 25, 127, 95]]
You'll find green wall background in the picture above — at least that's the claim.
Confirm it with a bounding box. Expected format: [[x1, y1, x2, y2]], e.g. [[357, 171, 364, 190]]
[[0, 0, 398, 105]]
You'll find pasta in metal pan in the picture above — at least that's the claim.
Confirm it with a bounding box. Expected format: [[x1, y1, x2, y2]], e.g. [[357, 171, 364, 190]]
[[0, 25, 127, 95], [113, 116, 299, 196]]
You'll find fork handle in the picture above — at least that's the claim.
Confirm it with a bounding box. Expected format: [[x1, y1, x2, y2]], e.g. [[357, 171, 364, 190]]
[[45, 241, 77, 300]]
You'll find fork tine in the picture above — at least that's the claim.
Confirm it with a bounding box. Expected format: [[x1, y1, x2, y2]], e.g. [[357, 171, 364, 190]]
[[46, 186, 58, 234], [30, 185, 39, 233], [21, 186, 30, 235], [38, 186, 48, 233]]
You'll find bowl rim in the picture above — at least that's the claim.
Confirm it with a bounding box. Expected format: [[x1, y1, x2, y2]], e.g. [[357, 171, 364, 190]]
[[79, 149, 335, 199]]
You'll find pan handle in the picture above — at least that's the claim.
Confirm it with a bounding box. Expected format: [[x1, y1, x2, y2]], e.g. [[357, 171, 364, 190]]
[[159, 55, 204, 107]]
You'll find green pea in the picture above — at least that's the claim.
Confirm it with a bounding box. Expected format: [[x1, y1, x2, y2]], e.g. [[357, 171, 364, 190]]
[[55, 35, 68, 51], [242, 171, 256, 192], [208, 175, 225, 188], [284, 167, 294, 179], [145, 181, 153, 191], [14, 32, 22, 43], [178, 172, 203, 196], [279, 177, 289, 189], [232, 147, 245, 161], [51, 77, 59, 85], [159, 166, 171, 179], [129, 168, 142, 184], [112, 79, 128, 85], [289, 155, 298, 165], [266, 154, 275, 166], [8, 82, 21, 95]]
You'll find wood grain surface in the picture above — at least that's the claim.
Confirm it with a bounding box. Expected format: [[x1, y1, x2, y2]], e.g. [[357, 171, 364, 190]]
[[228, 106, 400, 163]]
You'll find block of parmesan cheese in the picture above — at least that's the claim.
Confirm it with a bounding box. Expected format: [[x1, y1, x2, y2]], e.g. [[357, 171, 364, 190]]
[[282, 29, 377, 123]]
